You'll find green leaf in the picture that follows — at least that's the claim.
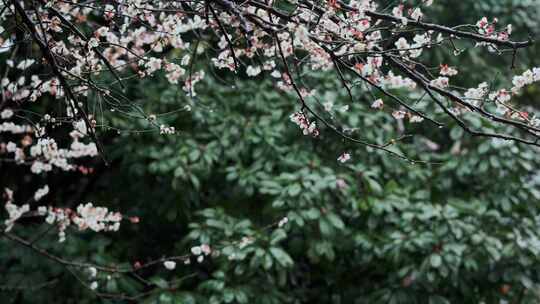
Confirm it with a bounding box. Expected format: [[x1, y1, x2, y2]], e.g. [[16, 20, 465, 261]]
[[188, 149, 200, 162], [365, 177, 383, 195], [269, 247, 293, 267], [429, 295, 450, 304], [223, 289, 235, 303], [520, 275, 533, 289], [430, 254, 442, 268], [288, 183, 302, 197], [150, 277, 169, 289], [270, 229, 287, 245], [235, 290, 248, 303], [319, 218, 333, 236], [263, 253, 273, 270], [304, 208, 321, 220], [450, 127, 463, 140], [326, 213, 345, 230], [175, 293, 196, 304]]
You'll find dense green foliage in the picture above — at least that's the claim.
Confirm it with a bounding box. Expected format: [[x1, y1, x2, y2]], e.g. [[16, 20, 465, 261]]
[[1, 1, 540, 303]]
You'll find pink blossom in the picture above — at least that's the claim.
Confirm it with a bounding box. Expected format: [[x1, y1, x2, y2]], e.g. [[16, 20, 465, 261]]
[[337, 153, 351, 163]]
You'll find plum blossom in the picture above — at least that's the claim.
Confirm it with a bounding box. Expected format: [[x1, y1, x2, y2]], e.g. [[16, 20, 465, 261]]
[[430, 77, 449, 88], [392, 5, 407, 24], [88, 38, 99, 48], [200, 244, 212, 255], [337, 153, 351, 163], [71, 203, 122, 232], [163, 261, 176, 270], [290, 112, 319, 137], [511, 68, 540, 93], [0, 122, 32, 134], [191, 246, 202, 255], [4, 189, 30, 232], [0, 109, 13, 119], [395, 38, 410, 53], [383, 72, 417, 90], [464, 82, 489, 102], [34, 185, 49, 201], [239, 236, 254, 249], [489, 89, 511, 103], [6, 142, 16, 152], [371, 98, 384, 109], [190, 244, 211, 263], [160, 125, 176, 135], [278, 217, 289, 227], [37, 206, 47, 215], [323, 101, 334, 112], [182, 71, 205, 96], [392, 111, 407, 120], [410, 8, 423, 21], [440, 65, 458, 76], [16, 59, 35, 70], [392, 5, 404, 18], [164, 63, 186, 84], [476, 17, 495, 36], [336, 179, 348, 189], [413, 34, 430, 46], [246, 65, 262, 77], [143, 57, 162, 75], [88, 267, 97, 278], [38, 202, 124, 242], [409, 115, 424, 123]]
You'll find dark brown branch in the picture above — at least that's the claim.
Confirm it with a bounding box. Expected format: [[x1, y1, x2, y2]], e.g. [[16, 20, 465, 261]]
[[2, 231, 124, 272], [346, 5, 532, 49], [273, 33, 432, 163], [388, 56, 540, 147], [317, 43, 444, 128]]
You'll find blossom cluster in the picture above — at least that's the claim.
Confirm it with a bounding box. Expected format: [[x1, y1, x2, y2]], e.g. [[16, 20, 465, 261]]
[[456, 68, 540, 124], [162, 244, 212, 270], [290, 112, 320, 137], [1, 106, 98, 174], [3, 188, 29, 232], [39, 203, 122, 242], [3, 186, 125, 242], [1, 0, 537, 159]]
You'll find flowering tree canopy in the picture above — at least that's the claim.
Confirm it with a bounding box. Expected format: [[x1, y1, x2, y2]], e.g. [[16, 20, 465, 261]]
[[1, 0, 540, 301]]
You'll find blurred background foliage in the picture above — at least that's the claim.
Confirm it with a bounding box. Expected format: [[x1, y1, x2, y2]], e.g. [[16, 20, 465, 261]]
[[1, 0, 540, 303]]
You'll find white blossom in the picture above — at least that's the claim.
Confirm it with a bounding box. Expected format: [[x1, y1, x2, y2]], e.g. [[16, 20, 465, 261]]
[[34, 185, 49, 201], [88, 267, 97, 278], [191, 246, 202, 255], [409, 115, 424, 123], [246, 65, 262, 77], [430, 77, 449, 88], [371, 99, 384, 109], [392, 111, 406, 120], [16, 59, 35, 70], [163, 261, 176, 270], [337, 153, 351, 163], [1, 109, 14, 119]]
